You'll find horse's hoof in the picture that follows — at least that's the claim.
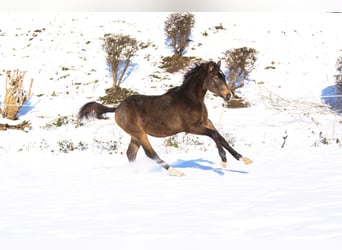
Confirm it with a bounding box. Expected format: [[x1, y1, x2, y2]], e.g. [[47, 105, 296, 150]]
[[240, 156, 253, 165], [221, 162, 227, 168], [168, 167, 185, 177]]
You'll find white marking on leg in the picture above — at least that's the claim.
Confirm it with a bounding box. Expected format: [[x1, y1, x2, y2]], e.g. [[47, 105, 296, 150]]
[[168, 167, 185, 177], [240, 156, 253, 165]]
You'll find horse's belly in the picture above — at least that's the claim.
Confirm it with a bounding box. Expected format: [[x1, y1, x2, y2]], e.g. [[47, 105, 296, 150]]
[[144, 122, 183, 138]]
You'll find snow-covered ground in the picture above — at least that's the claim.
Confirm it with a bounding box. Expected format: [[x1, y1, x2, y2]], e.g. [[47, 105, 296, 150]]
[[1, 12, 342, 248]]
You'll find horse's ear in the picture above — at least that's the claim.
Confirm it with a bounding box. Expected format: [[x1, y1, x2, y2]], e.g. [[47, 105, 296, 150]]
[[208, 61, 215, 72], [217, 61, 221, 68]]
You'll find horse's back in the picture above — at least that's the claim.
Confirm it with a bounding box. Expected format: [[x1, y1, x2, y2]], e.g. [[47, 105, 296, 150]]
[[115, 93, 185, 137]]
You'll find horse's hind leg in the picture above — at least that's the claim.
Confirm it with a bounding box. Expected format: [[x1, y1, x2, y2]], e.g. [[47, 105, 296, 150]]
[[126, 138, 141, 162], [138, 134, 185, 176]]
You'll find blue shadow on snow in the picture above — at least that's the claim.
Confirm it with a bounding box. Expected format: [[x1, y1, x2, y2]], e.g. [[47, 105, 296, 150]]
[[0, 97, 39, 117], [321, 85, 342, 114], [17, 98, 37, 116], [172, 158, 248, 176]]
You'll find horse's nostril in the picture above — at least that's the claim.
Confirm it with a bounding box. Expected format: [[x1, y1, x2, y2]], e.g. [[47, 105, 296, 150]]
[[226, 93, 232, 101]]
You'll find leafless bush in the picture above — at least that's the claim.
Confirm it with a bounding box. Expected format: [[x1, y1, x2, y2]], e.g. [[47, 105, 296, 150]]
[[164, 12, 195, 57], [335, 55, 342, 89], [103, 34, 139, 89], [223, 47, 257, 91], [1, 70, 33, 120]]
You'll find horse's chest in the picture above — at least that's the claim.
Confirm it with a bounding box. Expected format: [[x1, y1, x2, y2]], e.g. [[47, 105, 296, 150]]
[[188, 106, 208, 125]]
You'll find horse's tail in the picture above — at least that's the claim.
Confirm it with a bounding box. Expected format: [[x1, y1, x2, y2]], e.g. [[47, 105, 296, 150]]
[[78, 101, 116, 120]]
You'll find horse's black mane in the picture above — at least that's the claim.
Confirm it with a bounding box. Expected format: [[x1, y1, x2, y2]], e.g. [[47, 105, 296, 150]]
[[183, 62, 211, 86], [166, 61, 213, 93]]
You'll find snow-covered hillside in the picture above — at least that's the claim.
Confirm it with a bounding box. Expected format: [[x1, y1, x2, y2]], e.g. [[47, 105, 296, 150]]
[[1, 12, 342, 249]]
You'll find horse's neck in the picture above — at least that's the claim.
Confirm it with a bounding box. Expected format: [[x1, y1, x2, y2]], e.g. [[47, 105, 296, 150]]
[[182, 77, 207, 103]]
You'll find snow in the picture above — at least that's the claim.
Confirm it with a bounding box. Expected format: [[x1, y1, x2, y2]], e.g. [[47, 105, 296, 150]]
[[1, 12, 342, 249]]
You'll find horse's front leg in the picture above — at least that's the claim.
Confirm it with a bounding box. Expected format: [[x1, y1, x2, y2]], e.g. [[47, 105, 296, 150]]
[[201, 120, 253, 165], [207, 130, 230, 166], [188, 125, 229, 165], [217, 133, 252, 165], [210, 135, 228, 165]]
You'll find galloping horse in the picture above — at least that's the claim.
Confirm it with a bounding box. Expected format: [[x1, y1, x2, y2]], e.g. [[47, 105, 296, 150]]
[[79, 61, 252, 176]]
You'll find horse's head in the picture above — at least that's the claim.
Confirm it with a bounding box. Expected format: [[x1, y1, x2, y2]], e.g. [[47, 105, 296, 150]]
[[205, 61, 233, 101]]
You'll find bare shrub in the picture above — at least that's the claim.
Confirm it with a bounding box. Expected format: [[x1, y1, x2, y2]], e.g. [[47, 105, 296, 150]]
[[222, 47, 257, 108], [335, 55, 342, 89], [103, 34, 139, 90], [164, 12, 195, 58], [223, 47, 257, 91], [1, 70, 33, 120]]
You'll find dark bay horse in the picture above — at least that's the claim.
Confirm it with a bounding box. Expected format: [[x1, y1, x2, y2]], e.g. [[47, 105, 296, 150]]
[[79, 61, 252, 176]]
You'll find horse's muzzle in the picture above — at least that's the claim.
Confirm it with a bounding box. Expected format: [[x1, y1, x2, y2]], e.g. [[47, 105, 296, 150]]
[[224, 93, 232, 101]]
